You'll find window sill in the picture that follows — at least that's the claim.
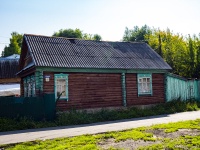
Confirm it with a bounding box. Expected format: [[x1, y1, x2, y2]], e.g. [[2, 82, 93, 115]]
[[138, 94, 152, 97], [56, 98, 68, 101]]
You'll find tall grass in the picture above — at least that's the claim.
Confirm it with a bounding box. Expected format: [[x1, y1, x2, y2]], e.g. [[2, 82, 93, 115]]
[[0, 99, 199, 132]]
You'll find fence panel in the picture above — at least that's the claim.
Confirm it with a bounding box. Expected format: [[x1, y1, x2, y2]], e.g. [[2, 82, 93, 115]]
[[166, 74, 200, 101], [0, 93, 55, 121]]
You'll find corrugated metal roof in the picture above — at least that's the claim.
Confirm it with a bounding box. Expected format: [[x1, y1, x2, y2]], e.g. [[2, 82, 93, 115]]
[[23, 34, 171, 70], [0, 59, 19, 78]]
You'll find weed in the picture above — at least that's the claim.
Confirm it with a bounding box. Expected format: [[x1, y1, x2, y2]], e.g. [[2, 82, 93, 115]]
[[1, 119, 200, 150], [0, 99, 200, 132]]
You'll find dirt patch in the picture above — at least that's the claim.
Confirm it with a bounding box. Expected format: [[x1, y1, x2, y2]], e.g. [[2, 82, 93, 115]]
[[98, 138, 159, 150], [146, 129, 200, 139], [98, 129, 200, 149]]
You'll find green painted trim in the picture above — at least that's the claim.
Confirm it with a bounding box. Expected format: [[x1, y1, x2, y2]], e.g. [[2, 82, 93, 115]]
[[121, 73, 127, 107], [164, 73, 168, 102], [23, 75, 36, 97], [54, 74, 69, 101], [36, 67, 168, 74], [137, 73, 153, 96], [23, 78, 27, 97], [35, 71, 43, 93], [39, 71, 43, 91], [31, 75, 35, 96], [35, 71, 40, 90]]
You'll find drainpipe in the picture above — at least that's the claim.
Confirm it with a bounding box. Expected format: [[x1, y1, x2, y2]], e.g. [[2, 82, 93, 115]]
[[121, 73, 127, 107]]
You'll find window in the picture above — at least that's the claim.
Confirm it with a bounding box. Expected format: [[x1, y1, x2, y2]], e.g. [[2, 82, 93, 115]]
[[23, 78, 27, 97], [54, 74, 68, 100], [23, 75, 36, 97], [31, 75, 36, 96], [28, 81, 31, 97], [137, 74, 152, 96]]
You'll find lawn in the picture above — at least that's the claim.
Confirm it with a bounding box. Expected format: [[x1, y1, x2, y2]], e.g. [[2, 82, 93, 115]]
[[1, 119, 200, 150]]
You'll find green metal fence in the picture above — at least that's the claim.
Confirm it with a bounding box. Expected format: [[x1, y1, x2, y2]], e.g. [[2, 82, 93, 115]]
[[0, 93, 55, 121], [166, 73, 200, 101]]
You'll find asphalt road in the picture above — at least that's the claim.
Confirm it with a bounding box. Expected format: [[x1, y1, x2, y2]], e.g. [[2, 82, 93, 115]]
[[0, 111, 200, 145]]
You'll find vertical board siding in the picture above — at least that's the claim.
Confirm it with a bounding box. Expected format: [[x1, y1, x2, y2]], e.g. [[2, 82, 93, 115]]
[[0, 94, 55, 121], [43, 72, 123, 110], [126, 73, 165, 106], [166, 74, 200, 101]]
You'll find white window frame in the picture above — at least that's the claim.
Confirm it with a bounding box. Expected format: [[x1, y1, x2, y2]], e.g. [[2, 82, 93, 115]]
[[23, 75, 36, 97], [54, 74, 68, 100], [137, 74, 153, 96]]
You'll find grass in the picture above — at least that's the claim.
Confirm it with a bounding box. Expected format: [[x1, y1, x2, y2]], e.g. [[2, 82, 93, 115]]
[[0, 99, 200, 132], [1, 119, 200, 150], [150, 119, 200, 133], [138, 135, 200, 150]]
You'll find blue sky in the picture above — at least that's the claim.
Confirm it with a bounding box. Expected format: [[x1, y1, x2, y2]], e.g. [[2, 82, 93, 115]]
[[0, 0, 200, 54]]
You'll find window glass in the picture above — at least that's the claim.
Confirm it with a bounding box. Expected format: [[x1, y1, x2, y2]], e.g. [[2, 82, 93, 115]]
[[24, 75, 36, 97], [138, 74, 152, 95], [28, 82, 31, 97], [31, 77, 35, 97], [24, 82, 27, 97], [56, 78, 66, 98]]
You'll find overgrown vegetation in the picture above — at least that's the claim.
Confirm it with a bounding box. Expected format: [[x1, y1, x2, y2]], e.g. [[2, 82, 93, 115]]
[[1, 119, 200, 150], [0, 99, 199, 132], [123, 25, 200, 78]]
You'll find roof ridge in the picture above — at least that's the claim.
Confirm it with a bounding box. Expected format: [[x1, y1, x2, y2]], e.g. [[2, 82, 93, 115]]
[[24, 34, 79, 40], [24, 34, 147, 43]]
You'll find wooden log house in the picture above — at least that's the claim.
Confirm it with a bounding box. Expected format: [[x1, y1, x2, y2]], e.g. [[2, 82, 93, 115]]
[[17, 34, 172, 110]]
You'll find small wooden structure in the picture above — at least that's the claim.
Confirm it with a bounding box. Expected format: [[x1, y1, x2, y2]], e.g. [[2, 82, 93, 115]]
[[0, 55, 20, 96], [0, 56, 20, 84], [18, 34, 171, 110]]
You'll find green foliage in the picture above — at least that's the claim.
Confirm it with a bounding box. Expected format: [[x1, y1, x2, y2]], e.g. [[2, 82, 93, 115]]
[[2, 119, 200, 150], [113, 130, 155, 142], [123, 25, 200, 78], [123, 25, 151, 42], [151, 119, 200, 132], [53, 28, 83, 38], [53, 28, 102, 41], [0, 99, 199, 132], [83, 33, 102, 41], [0, 117, 56, 132], [139, 135, 200, 150], [93, 34, 102, 41], [1, 32, 23, 57]]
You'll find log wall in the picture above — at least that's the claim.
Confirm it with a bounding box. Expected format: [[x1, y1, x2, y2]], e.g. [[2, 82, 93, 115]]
[[21, 72, 165, 110], [43, 72, 123, 110], [126, 73, 165, 105]]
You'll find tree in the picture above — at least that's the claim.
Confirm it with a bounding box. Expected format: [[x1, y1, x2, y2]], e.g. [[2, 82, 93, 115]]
[[92, 34, 102, 41], [123, 25, 200, 78], [1, 32, 23, 57], [53, 28, 102, 41], [123, 25, 151, 42], [145, 28, 188, 76], [53, 28, 83, 38], [82, 33, 102, 41], [157, 32, 163, 57], [194, 35, 200, 77], [187, 35, 196, 77]]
